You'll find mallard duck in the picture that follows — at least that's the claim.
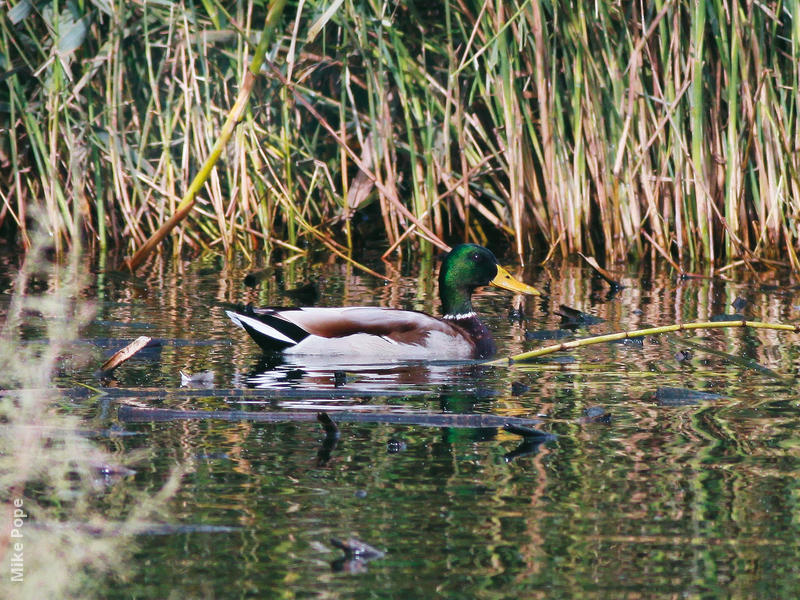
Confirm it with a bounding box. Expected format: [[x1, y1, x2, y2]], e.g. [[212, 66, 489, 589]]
[[226, 244, 540, 359]]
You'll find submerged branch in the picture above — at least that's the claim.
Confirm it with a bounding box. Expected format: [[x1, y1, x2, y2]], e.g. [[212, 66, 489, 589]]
[[118, 404, 541, 429]]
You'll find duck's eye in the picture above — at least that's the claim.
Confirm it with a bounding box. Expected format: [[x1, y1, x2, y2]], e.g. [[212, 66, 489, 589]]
[[471, 252, 480, 261]]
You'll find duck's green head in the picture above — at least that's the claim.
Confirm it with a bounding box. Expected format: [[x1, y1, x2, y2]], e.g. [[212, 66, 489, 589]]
[[438, 244, 540, 318]]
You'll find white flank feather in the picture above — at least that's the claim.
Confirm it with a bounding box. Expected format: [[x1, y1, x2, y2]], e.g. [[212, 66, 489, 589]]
[[286, 330, 473, 359]]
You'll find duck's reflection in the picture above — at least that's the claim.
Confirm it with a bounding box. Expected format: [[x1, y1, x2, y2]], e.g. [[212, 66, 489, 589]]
[[244, 354, 497, 392], [239, 356, 559, 463]]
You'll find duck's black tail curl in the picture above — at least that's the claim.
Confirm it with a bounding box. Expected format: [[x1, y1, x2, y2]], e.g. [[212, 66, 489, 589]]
[[226, 308, 309, 352]]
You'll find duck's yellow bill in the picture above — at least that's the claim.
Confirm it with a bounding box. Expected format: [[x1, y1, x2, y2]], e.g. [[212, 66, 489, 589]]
[[490, 265, 541, 295]]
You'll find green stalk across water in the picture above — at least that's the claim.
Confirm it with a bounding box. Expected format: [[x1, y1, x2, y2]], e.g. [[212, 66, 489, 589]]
[[489, 320, 800, 365]]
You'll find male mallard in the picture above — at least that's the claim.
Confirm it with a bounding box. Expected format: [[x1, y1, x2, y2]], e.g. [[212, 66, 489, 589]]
[[226, 244, 540, 359]]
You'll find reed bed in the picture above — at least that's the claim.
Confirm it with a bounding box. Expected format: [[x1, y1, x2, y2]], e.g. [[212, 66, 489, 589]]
[[1, 0, 798, 271]]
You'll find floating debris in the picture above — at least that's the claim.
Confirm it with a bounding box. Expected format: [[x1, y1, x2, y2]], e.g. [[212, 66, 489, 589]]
[[652, 386, 724, 406], [243, 268, 273, 288], [580, 406, 612, 424], [118, 404, 542, 429], [387, 438, 406, 453], [330, 537, 385, 560], [97, 335, 152, 377], [91, 460, 136, 480], [180, 370, 215, 387], [330, 537, 386, 573], [732, 297, 748, 311], [674, 349, 693, 362], [556, 305, 605, 327], [281, 280, 319, 304], [611, 336, 644, 347]]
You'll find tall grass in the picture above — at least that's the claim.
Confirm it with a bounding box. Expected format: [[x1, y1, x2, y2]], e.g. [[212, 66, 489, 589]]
[[1, 1, 799, 271]]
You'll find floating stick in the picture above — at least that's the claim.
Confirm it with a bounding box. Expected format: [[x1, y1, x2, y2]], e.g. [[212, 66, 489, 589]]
[[99, 336, 152, 375]]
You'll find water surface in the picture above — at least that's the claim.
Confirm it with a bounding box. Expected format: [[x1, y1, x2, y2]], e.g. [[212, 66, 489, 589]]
[[7, 251, 800, 597]]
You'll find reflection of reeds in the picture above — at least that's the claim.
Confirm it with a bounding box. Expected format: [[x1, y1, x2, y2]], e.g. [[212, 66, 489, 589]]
[[0, 222, 172, 598], [2, 2, 799, 270]]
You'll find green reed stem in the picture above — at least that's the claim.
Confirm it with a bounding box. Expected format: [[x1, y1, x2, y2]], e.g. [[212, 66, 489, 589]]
[[488, 320, 800, 365]]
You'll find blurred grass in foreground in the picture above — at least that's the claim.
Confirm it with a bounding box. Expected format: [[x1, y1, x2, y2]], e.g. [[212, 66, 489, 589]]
[[1, 1, 799, 271], [0, 218, 176, 599]]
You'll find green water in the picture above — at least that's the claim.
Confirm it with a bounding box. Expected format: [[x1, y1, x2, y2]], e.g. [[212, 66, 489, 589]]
[[13, 252, 800, 597]]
